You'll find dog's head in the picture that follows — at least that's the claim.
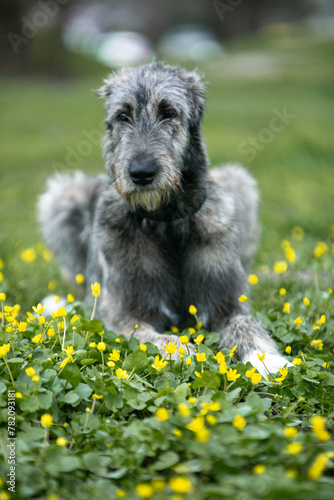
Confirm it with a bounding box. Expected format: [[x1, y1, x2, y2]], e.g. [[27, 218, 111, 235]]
[[98, 63, 208, 217]]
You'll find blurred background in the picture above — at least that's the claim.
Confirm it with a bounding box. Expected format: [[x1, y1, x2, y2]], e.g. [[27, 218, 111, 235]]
[[0, 0, 333, 305]]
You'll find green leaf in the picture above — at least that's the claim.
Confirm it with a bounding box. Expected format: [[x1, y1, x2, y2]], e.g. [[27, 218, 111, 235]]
[[20, 395, 40, 413], [59, 390, 82, 405], [37, 391, 53, 409], [105, 392, 123, 412], [192, 371, 220, 390], [82, 452, 112, 476], [76, 383, 93, 400], [80, 319, 103, 333], [173, 382, 189, 403], [122, 349, 148, 373], [58, 363, 81, 388], [80, 358, 98, 366], [0, 381, 7, 393], [152, 451, 179, 471]]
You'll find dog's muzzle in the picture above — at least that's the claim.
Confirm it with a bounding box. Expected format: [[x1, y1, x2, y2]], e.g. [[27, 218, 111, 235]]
[[129, 161, 157, 186]]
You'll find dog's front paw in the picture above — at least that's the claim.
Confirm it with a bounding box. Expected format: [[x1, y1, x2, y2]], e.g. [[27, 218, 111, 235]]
[[243, 350, 293, 378]]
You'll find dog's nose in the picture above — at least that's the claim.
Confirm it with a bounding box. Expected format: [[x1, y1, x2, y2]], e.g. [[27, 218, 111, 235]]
[[129, 162, 157, 186]]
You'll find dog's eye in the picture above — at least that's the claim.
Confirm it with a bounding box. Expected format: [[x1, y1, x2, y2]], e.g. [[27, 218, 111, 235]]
[[162, 109, 176, 120], [117, 112, 130, 122]]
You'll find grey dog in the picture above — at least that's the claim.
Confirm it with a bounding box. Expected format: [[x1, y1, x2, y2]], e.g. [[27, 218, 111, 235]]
[[39, 62, 290, 375]]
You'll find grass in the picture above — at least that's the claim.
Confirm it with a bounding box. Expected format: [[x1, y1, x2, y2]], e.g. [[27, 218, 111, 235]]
[[0, 31, 333, 499]]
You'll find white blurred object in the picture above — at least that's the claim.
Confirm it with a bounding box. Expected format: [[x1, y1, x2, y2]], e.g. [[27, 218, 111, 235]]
[[97, 32, 153, 67], [41, 295, 67, 317], [158, 24, 223, 60]]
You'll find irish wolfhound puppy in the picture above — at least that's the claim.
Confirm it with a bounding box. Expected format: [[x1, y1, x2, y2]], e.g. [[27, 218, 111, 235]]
[[39, 62, 290, 375]]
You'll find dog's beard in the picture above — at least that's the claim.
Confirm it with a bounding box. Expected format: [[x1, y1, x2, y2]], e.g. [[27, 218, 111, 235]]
[[125, 189, 170, 212]]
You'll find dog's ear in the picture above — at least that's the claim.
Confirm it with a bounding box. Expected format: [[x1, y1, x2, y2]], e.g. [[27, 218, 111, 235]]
[[96, 72, 122, 99], [180, 69, 206, 127]]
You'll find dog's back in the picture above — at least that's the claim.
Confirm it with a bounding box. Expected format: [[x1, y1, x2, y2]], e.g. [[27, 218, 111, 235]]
[[38, 171, 105, 281]]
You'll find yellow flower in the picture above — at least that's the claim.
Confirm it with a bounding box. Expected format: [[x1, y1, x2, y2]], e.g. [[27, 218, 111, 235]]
[[70, 315, 80, 323], [248, 274, 258, 285], [18, 321, 27, 332], [206, 414, 217, 426], [228, 345, 237, 358], [47, 328, 56, 338], [116, 368, 129, 379], [188, 327, 196, 335], [283, 302, 290, 314], [279, 287, 287, 296], [15, 392, 22, 399], [194, 334, 204, 345], [285, 346, 291, 354], [115, 489, 126, 498], [67, 294, 75, 303], [0, 293, 6, 302], [285, 469, 298, 479], [75, 273, 85, 284], [292, 358, 301, 366], [180, 335, 189, 344], [107, 360, 115, 368], [189, 305, 197, 315], [215, 351, 225, 364], [92, 393, 103, 399], [232, 415, 246, 430], [173, 429, 183, 438], [319, 314, 326, 325], [185, 358, 192, 366], [294, 317, 303, 327], [284, 427, 298, 439], [227, 368, 240, 382], [195, 428, 211, 442], [169, 476, 193, 494], [91, 282, 101, 298], [322, 362, 329, 368], [21, 248, 37, 262], [303, 297, 310, 307], [97, 341, 106, 352], [314, 242, 328, 259], [0, 343, 10, 358], [285, 247, 297, 264], [188, 397, 196, 404], [311, 339, 323, 350], [219, 360, 227, 375], [32, 375, 40, 383], [308, 453, 331, 480], [250, 372, 262, 385], [135, 483, 154, 498], [238, 295, 248, 303], [292, 226, 304, 241], [285, 442, 303, 455], [171, 326, 179, 333], [273, 260, 288, 274], [156, 407, 169, 421], [310, 416, 331, 441], [53, 295, 60, 303], [195, 371, 202, 378], [253, 464, 266, 474], [257, 352, 265, 361], [56, 437, 67, 447], [139, 343, 147, 351], [275, 366, 289, 383], [32, 333, 43, 344], [152, 355, 168, 371], [178, 403, 190, 417], [32, 303, 46, 315], [151, 479, 165, 492], [25, 367, 36, 377], [0, 272, 3, 282], [196, 352, 206, 362], [187, 416, 205, 432], [59, 358, 70, 369], [245, 366, 256, 379], [109, 349, 120, 361], [57, 307, 67, 317], [178, 345, 185, 355], [162, 342, 177, 355], [41, 413, 53, 428]]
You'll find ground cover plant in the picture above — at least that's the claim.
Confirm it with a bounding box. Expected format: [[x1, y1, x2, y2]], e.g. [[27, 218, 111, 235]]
[[0, 32, 333, 500]]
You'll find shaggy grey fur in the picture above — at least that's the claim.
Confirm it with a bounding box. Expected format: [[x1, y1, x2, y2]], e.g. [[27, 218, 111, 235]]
[[39, 62, 290, 375]]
